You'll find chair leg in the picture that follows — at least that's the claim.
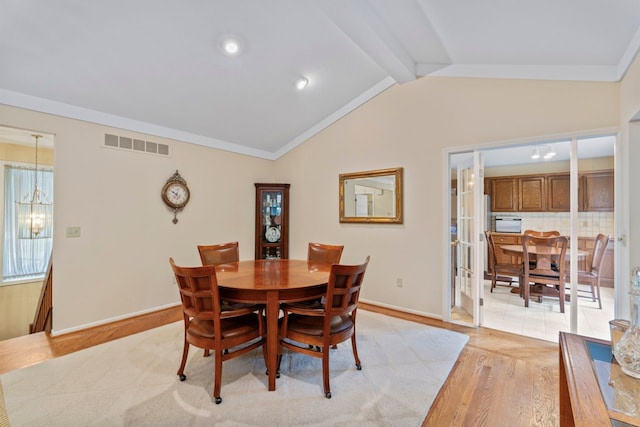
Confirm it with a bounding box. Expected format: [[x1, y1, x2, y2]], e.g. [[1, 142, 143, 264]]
[[350, 333, 361, 370], [559, 284, 565, 313], [213, 349, 223, 404], [177, 337, 190, 381], [595, 278, 602, 309], [204, 349, 210, 357], [322, 348, 331, 399]]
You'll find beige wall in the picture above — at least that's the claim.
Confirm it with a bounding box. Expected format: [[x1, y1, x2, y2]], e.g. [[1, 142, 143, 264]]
[[0, 280, 43, 340], [0, 74, 622, 331], [620, 54, 640, 274], [0, 104, 274, 333], [275, 77, 618, 316]]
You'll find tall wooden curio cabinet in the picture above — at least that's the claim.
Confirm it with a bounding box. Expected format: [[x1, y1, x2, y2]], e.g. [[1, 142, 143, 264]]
[[254, 183, 290, 259]]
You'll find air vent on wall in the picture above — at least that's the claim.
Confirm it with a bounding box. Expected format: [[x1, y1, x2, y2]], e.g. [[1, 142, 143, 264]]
[[104, 133, 170, 156]]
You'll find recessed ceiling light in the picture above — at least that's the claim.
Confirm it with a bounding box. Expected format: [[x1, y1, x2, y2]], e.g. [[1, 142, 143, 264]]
[[221, 38, 241, 56], [295, 77, 309, 90]]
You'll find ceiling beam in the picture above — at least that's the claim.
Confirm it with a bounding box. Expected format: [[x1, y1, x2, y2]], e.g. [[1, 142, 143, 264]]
[[319, 1, 416, 83]]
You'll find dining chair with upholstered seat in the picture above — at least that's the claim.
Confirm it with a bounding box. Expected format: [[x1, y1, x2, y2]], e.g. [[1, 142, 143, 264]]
[[197, 241, 262, 357], [198, 241, 239, 266], [566, 233, 609, 309], [278, 256, 370, 398], [169, 258, 265, 404], [485, 231, 522, 292], [521, 235, 568, 313], [303, 242, 345, 349], [307, 242, 344, 265]]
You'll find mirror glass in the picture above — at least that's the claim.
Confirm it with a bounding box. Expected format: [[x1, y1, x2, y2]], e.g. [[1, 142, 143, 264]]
[[339, 167, 403, 223]]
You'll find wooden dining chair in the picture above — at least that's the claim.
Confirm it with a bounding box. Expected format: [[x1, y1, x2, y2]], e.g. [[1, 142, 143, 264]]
[[523, 229, 561, 238], [197, 241, 239, 266], [169, 258, 265, 404], [523, 229, 561, 268], [307, 242, 344, 265], [521, 235, 568, 313], [567, 233, 609, 309], [278, 256, 370, 398], [485, 231, 522, 292], [198, 241, 261, 357], [305, 242, 345, 349]]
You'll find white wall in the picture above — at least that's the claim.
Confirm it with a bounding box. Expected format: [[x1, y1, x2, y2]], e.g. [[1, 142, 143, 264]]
[[275, 77, 619, 317], [0, 74, 622, 331], [0, 104, 274, 333]]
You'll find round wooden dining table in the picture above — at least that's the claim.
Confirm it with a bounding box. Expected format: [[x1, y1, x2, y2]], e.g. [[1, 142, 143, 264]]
[[215, 259, 332, 391], [499, 244, 589, 294], [500, 244, 588, 260]]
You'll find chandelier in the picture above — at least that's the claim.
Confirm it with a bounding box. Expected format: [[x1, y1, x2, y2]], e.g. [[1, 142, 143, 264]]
[[16, 134, 53, 239]]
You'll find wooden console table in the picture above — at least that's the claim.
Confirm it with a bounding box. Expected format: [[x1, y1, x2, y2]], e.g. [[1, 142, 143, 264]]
[[559, 332, 640, 426]]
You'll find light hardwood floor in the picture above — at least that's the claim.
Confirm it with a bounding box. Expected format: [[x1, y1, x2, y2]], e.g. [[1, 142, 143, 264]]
[[0, 303, 559, 426]]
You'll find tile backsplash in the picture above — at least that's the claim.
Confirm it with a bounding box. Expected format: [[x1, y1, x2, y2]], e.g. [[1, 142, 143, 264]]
[[490, 212, 614, 237]]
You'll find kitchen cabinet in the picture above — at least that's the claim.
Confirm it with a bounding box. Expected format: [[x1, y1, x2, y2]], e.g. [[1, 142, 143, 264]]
[[582, 171, 614, 212], [254, 183, 290, 260], [487, 170, 613, 212], [487, 233, 521, 273], [490, 178, 518, 211], [518, 176, 546, 211], [547, 174, 570, 211]]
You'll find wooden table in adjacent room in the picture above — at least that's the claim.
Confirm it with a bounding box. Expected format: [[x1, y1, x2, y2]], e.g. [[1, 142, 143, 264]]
[[215, 259, 331, 391], [499, 244, 588, 294], [500, 244, 589, 261]]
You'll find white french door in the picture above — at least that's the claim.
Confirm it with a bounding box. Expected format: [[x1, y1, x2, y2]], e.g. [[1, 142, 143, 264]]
[[456, 153, 484, 326]]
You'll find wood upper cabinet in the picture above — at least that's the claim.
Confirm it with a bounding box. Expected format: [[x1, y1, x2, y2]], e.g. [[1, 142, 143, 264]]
[[487, 170, 613, 212], [547, 174, 570, 212], [490, 178, 518, 211], [582, 171, 614, 212], [518, 176, 546, 211]]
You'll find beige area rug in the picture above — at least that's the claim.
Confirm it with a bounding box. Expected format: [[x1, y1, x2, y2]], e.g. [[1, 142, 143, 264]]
[[0, 311, 468, 427]]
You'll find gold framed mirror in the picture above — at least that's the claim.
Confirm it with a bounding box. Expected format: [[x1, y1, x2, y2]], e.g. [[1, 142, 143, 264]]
[[339, 167, 403, 223]]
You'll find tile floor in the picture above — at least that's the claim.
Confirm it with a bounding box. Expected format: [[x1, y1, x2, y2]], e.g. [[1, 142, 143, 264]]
[[481, 280, 614, 343]]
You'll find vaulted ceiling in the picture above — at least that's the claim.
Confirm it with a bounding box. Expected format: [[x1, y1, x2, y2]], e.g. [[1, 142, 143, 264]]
[[1, 1, 639, 159]]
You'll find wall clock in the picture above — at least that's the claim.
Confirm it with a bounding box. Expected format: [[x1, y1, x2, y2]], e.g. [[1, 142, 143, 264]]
[[161, 170, 190, 224]]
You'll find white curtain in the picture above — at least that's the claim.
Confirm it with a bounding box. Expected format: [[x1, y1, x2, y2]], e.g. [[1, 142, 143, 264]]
[[3, 165, 53, 281]]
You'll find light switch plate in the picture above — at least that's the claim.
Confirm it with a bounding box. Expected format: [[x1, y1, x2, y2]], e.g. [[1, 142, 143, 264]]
[[66, 226, 81, 238]]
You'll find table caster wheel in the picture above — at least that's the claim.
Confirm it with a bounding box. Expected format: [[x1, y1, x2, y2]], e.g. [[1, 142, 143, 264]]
[[325, 392, 332, 399], [215, 397, 222, 404], [356, 364, 362, 371], [179, 374, 186, 381]]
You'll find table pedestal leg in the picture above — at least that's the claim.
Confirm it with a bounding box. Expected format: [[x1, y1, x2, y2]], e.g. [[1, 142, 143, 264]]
[[265, 291, 279, 391]]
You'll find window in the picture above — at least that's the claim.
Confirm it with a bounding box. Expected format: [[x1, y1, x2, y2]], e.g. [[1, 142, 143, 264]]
[[2, 165, 53, 282]]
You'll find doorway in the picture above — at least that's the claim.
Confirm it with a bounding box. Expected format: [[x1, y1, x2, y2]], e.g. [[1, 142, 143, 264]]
[[0, 125, 54, 340], [447, 134, 617, 342]]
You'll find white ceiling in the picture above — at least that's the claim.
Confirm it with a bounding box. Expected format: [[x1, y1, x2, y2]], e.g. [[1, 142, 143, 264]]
[[1, 1, 639, 158]]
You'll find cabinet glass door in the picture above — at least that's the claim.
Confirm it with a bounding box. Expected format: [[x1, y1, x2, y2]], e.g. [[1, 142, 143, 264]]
[[261, 190, 283, 259]]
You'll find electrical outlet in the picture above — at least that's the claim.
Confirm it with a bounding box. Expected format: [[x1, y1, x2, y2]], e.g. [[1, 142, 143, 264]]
[[396, 278, 403, 288]]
